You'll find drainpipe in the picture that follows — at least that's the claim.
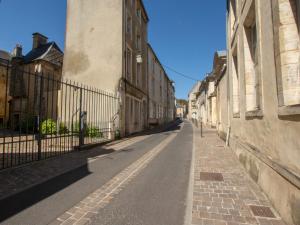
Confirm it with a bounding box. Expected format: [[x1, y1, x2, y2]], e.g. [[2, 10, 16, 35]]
[[225, 4, 231, 147]]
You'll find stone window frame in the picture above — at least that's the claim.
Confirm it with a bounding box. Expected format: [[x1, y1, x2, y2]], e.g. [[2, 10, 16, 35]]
[[243, 0, 263, 117], [232, 45, 241, 118], [126, 11, 133, 41], [135, 28, 142, 51], [125, 46, 132, 83], [272, 0, 300, 116], [136, 61, 142, 88], [230, 0, 239, 38], [136, 6, 142, 25]]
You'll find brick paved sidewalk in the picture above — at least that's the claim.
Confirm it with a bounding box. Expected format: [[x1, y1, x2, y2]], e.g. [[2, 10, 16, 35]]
[[191, 126, 286, 225]]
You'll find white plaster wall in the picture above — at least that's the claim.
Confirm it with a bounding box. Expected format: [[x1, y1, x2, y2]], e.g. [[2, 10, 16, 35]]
[[63, 0, 123, 93]]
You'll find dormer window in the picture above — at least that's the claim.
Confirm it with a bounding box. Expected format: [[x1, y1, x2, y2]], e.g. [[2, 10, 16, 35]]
[[137, 9, 142, 23]]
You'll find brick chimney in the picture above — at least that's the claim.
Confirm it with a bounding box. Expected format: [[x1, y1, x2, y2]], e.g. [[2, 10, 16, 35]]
[[32, 33, 48, 49], [12, 44, 23, 57]]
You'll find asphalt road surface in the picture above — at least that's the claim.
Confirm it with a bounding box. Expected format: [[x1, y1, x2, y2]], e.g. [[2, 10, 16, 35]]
[[0, 120, 193, 225]]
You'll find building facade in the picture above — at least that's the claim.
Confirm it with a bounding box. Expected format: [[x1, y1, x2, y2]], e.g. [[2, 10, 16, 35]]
[[189, 51, 226, 129], [188, 81, 201, 120], [0, 50, 11, 127], [147, 44, 175, 126], [214, 53, 228, 140], [197, 74, 218, 128], [64, 0, 149, 135], [226, 0, 300, 224], [0, 33, 63, 130]]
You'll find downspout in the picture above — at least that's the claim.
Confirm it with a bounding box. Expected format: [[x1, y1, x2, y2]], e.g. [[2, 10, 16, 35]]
[[226, 2, 231, 147]]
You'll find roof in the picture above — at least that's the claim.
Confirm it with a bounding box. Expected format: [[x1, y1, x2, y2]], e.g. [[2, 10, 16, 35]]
[[140, 0, 149, 22], [0, 50, 11, 61], [32, 32, 48, 40], [24, 42, 63, 65], [0, 50, 11, 65]]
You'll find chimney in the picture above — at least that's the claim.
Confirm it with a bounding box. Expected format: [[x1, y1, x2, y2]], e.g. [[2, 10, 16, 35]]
[[32, 32, 48, 49], [12, 44, 23, 58]]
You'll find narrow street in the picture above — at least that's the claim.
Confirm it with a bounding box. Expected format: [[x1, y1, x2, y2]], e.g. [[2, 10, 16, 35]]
[[0, 120, 194, 225]]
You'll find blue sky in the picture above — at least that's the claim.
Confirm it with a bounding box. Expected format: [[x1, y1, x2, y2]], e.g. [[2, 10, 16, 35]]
[[0, 0, 226, 99]]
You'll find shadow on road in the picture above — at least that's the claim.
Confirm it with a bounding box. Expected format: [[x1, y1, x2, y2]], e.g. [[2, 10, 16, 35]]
[[0, 119, 183, 223]]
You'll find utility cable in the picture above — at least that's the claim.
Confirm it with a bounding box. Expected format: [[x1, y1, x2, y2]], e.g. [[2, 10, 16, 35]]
[[162, 64, 200, 81]]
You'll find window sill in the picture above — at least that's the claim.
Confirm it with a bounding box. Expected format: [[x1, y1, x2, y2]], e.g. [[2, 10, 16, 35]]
[[278, 105, 300, 116], [245, 110, 263, 118]]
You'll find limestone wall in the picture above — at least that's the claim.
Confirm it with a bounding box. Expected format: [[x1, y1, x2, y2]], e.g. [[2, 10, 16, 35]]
[[227, 0, 300, 224]]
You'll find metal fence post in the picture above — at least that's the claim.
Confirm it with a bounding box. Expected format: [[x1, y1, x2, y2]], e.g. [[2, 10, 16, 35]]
[[37, 75, 44, 160], [79, 88, 83, 148]]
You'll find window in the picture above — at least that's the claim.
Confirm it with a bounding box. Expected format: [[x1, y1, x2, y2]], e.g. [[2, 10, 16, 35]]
[[230, 0, 237, 34], [136, 33, 141, 50], [232, 47, 240, 116], [272, 0, 300, 110], [152, 58, 155, 73], [160, 86, 162, 102], [126, 0, 134, 8], [243, 1, 261, 112], [126, 12, 132, 40], [137, 9, 142, 23], [137, 63, 142, 87], [126, 47, 132, 82], [152, 78, 155, 97]]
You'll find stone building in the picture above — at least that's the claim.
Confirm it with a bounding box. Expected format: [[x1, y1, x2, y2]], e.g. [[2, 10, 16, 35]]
[[214, 52, 228, 140], [0, 33, 63, 130], [63, 0, 149, 135], [226, 0, 300, 224], [147, 44, 175, 126], [196, 73, 217, 128], [190, 51, 226, 129], [0, 50, 11, 127], [176, 103, 186, 119], [7, 33, 63, 130], [188, 81, 201, 120]]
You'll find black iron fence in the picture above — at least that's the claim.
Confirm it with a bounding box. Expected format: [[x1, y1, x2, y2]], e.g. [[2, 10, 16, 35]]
[[0, 62, 119, 170]]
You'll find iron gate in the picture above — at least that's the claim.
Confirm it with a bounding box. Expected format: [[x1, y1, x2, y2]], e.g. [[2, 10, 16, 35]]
[[0, 62, 119, 170]]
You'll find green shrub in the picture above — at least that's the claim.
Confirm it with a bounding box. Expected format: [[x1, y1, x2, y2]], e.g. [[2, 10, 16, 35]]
[[115, 129, 121, 140], [59, 123, 69, 134], [41, 119, 56, 135], [86, 126, 103, 138], [70, 122, 102, 138]]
